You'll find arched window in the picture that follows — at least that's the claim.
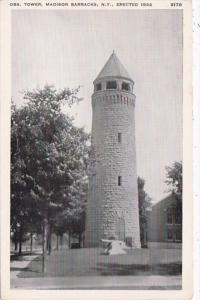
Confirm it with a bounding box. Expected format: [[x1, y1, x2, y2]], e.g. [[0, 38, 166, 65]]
[[96, 83, 102, 91], [106, 81, 117, 89], [122, 82, 130, 91]]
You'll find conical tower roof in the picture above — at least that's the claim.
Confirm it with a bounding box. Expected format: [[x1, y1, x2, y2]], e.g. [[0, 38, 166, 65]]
[[95, 51, 132, 81]]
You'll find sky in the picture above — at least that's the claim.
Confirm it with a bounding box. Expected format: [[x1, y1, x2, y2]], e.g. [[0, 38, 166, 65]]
[[12, 9, 183, 203]]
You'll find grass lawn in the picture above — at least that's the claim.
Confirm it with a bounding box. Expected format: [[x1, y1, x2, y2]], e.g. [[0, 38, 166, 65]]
[[16, 247, 182, 278]]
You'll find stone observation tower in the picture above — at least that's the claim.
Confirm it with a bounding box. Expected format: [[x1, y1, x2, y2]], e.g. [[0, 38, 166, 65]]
[[85, 52, 141, 248]]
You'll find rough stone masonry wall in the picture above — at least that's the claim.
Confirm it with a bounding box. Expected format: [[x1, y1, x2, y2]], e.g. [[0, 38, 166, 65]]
[[85, 90, 141, 248]]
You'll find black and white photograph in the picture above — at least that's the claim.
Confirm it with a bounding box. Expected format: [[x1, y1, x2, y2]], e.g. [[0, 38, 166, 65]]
[[0, 1, 193, 297]]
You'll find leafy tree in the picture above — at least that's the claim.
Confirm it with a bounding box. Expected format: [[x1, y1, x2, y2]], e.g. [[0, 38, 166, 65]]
[[137, 177, 152, 248], [165, 161, 182, 202], [11, 105, 42, 253], [165, 161, 182, 229], [11, 85, 90, 257], [52, 179, 88, 248]]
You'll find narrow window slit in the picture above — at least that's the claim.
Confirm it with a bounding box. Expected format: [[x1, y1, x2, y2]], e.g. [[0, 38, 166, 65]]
[[118, 132, 122, 143], [118, 176, 122, 186]]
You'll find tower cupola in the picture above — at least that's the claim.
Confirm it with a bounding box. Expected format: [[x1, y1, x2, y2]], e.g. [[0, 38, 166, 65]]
[[93, 51, 134, 93]]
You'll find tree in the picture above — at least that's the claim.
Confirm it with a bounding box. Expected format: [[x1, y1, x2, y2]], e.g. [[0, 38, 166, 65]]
[[52, 179, 88, 249], [11, 109, 42, 254], [165, 161, 182, 202], [165, 161, 182, 229], [11, 85, 90, 259], [137, 177, 152, 248]]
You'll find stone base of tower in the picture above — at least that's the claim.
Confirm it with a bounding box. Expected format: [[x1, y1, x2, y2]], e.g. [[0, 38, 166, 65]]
[[85, 202, 142, 248], [84, 230, 141, 249], [129, 237, 141, 249], [84, 237, 141, 249], [85, 201, 142, 249]]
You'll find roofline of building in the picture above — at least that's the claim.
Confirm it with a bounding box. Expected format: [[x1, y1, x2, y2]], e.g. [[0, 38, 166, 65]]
[[151, 193, 177, 208]]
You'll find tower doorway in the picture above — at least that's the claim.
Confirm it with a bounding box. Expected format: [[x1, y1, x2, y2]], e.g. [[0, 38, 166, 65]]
[[115, 216, 125, 241]]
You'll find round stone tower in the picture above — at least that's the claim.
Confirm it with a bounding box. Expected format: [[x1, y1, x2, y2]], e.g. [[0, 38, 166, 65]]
[[85, 51, 141, 248]]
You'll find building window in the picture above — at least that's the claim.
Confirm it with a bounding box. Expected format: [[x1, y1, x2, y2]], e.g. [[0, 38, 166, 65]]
[[118, 132, 122, 143], [106, 81, 117, 89], [167, 228, 173, 240], [96, 83, 102, 91], [122, 82, 130, 91], [175, 210, 182, 225], [167, 208, 173, 224], [118, 176, 122, 186], [175, 227, 182, 241]]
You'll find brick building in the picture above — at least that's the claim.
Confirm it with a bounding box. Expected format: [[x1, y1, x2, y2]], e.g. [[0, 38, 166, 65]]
[[147, 194, 182, 243]]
